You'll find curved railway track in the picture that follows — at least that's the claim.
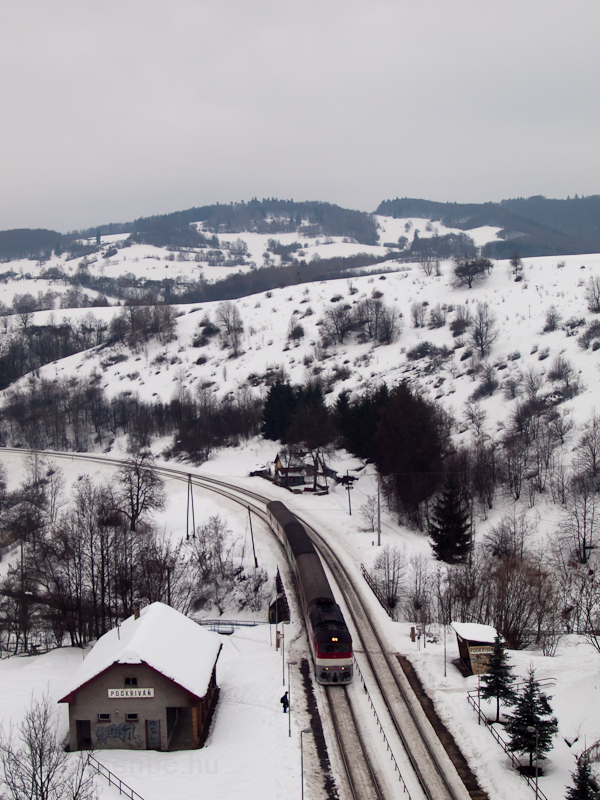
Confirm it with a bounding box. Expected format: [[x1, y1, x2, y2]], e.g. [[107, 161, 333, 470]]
[[2, 450, 474, 800]]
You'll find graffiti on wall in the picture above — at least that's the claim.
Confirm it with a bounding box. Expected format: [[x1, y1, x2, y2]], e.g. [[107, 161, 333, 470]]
[[96, 723, 141, 745]]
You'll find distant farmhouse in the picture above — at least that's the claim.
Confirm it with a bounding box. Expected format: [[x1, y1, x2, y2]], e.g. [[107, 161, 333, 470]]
[[59, 602, 222, 751], [272, 451, 335, 492], [273, 451, 307, 488]]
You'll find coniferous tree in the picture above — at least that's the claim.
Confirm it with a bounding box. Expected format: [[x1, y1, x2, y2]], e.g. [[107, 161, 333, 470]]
[[566, 756, 599, 800], [428, 474, 470, 563], [375, 383, 444, 527], [480, 635, 517, 722], [505, 668, 558, 769], [261, 381, 297, 441]]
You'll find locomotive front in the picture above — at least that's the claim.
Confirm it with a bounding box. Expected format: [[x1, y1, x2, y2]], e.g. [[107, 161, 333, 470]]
[[308, 601, 353, 684]]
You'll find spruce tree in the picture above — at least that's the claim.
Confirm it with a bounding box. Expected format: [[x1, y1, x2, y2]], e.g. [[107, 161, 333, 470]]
[[428, 474, 471, 563], [505, 667, 558, 769], [566, 757, 598, 800], [480, 635, 517, 722], [261, 381, 297, 441]]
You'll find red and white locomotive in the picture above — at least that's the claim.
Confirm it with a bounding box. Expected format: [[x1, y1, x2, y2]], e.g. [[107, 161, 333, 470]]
[[266, 501, 353, 684]]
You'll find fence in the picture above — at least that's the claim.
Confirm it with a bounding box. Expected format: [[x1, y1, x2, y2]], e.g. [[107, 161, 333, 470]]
[[466, 683, 556, 800], [86, 754, 146, 800], [579, 738, 600, 763], [196, 619, 264, 634], [360, 564, 395, 619], [0, 632, 57, 659], [353, 657, 412, 797]]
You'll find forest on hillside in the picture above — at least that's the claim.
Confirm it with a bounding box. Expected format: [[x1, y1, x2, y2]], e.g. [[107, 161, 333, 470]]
[[377, 195, 600, 258]]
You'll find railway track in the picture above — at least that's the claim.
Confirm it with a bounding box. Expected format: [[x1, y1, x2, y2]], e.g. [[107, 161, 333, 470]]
[[325, 686, 385, 800], [2, 449, 476, 800]]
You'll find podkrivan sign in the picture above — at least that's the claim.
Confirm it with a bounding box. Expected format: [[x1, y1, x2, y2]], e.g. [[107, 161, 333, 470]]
[[108, 688, 155, 698]]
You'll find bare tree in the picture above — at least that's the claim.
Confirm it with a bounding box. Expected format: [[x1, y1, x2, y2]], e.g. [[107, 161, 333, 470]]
[[503, 370, 523, 400], [354, 297, 383, 339], [484, 509, 535, 560], [543, 305, 562, 332], [561, 476, 599, 564], [410, 301, 427, 328], [217, 301, 244, 356], [584, 275, 600, 313], [378, 306, 402, 344], [113, 452, 166, 531], [469, 302, 498, 358], [575, 413, 600, 479], [547, 355, 577, 392], [403, 554, 432, 628], [359, 496, 378, 533], [453, 257, 493, 289], [510, 252, 523, 280], [523, 365, 545, 398], [0, 693, 96, 800], [428, 304, 446, 329], [320, 304, 352, 344], [373, 545, 407, 611], [463, 400, 487, 438]]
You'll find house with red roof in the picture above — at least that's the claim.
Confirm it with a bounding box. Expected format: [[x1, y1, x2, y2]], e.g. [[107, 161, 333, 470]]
[[59, 602, 222, 752]]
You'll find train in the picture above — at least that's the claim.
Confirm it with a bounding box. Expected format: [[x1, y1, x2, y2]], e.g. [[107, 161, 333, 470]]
[[266, 500, 353, 685]]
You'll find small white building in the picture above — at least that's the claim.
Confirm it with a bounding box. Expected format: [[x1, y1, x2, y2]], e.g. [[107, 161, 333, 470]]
[[59, 603, 222, 751]]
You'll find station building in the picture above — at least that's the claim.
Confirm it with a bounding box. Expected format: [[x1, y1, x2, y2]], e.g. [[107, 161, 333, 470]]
[[59, 602, 222, 752], [451, 621, 497, 675]]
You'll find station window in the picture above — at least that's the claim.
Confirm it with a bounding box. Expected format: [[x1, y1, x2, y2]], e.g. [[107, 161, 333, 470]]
[[98, 713, 111, 722], [124, 677, 138, 686], [125, 713, 138, 722]]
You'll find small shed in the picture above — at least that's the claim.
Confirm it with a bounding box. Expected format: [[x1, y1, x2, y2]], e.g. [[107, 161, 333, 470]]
[[451, 622, 497, 675], [59, 602, 222, 752]]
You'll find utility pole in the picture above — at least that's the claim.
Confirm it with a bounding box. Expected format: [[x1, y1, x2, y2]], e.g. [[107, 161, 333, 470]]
[[377, 471, 381, 547], [186, 474, 196, 540], [287, 661, 297, 737], [248, 506, 258, 568], [341, 472, 356, 515]]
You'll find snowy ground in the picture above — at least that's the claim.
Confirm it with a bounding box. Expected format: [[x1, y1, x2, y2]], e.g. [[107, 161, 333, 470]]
[[3, 215, 600, 799], [1, 448, 598, 800]]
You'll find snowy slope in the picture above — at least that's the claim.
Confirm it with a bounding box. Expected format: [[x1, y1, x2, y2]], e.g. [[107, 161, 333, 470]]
[[3, 216, 600, 800]]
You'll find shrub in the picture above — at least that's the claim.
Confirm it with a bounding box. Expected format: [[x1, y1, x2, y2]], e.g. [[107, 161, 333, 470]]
[[584, 275, 600, 312], [428, 304, 447, 329], [543, 305, 562, 332], [564, 316, 586, 336], [578, 320, 600, 349], [407, 342, 452, 362], [450, 318, 468, 337], [471, 363, 499, 400]]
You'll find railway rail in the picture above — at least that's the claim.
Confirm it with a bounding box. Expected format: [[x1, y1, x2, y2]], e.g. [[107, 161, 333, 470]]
[[3, 449, 477, 800]]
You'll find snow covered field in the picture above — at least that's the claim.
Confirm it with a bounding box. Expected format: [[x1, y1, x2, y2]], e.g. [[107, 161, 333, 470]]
[[1, 447, 599, 800]]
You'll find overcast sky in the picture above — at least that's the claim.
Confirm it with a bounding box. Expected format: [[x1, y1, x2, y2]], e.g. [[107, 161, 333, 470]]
[[1, 0, 599, 232]]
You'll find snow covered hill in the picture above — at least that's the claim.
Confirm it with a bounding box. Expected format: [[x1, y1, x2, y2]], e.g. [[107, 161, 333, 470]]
[[3, 215, 600, 800]]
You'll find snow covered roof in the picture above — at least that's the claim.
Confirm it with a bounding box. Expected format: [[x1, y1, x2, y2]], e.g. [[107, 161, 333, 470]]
[[451, 622, 497, 644], [59, 602, 222, 703]]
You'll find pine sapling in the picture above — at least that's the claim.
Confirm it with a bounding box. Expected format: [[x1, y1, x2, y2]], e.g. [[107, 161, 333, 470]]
[[505, 667, 558, 769], [480, 634, 517, 723], [428, 473, 471, 563], [566, 756, 599, 800]]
